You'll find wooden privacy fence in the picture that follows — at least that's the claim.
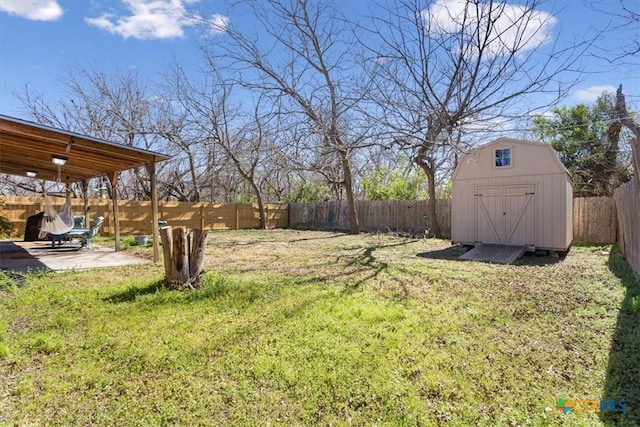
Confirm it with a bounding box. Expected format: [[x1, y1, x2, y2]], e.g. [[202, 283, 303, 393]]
[[289, 200, 451, 237], [290, 197, 618, 243], [0, 195, 620, 244], [572, 197, 618, 244], [0, 196, 288, 237], [614, 180, 640, 276]]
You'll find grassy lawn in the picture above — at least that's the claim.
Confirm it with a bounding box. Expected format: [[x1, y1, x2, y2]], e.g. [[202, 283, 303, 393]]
[[1, 229, 638, 426]]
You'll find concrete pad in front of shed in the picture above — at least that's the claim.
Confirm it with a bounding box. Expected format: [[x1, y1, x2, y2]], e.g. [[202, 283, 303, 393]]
[[0, 241, 149, 273], [459, 243, 527, 264]]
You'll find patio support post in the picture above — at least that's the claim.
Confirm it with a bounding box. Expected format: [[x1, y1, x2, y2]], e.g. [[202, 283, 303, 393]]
[[110, 172, 121, 251], [146, 160, 160, 263], [82, 179, 89, 228]]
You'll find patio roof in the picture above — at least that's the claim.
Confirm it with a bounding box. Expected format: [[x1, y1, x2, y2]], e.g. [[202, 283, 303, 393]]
[[0, 114, 170, 183], [0, 114, 170, 263]]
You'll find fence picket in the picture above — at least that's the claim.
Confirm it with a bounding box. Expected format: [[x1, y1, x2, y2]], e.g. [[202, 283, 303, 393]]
[[0, 196, 620, 245], [0, 197, 288, 236]]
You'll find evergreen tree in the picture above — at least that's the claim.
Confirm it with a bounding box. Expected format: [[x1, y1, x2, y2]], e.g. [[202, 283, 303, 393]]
[[362, 158, 427, 201], [532, 93, 633, 196]]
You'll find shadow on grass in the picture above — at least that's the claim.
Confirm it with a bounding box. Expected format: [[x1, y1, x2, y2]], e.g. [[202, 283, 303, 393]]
[[416, 245, 468, 261], [292, 239, 417, 298], [287, 232, 347, 243], [336, 240, 417, 293], [104, 278, 166, 303], [339, 245, 390, 295], [514, 251, 562, 266], [0, 270, 29, 288], [601, 246, 640, 425], [103, 273, 286, 309]]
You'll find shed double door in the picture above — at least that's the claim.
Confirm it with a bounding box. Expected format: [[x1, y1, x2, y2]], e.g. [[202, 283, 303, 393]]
[[474, 184, 535, 246]]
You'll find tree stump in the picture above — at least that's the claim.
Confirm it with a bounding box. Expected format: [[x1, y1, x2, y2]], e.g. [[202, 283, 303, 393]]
[[159, 226, 208, 290]]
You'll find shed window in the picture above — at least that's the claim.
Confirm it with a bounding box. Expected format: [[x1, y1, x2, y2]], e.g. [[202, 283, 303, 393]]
[[495, 148, 511, 167]]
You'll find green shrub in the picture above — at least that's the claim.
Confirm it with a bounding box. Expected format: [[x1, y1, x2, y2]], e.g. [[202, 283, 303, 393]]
[[0, 214, 13, 237]]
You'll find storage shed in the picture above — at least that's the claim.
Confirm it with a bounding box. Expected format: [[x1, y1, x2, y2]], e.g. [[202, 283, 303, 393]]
[[451, 138, 572, 252]]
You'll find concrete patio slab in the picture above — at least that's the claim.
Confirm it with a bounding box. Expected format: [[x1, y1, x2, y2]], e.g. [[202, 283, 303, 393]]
[[0, 241, 149, 273]]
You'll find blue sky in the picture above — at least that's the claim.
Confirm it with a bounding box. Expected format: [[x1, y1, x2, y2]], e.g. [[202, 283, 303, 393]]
[[1, 0, 638, 118]]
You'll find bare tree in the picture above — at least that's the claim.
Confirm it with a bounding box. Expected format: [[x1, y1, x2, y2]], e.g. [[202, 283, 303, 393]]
[[202, 0, 374, 234], [588, 0, 640, 64], [587, 1, 640, 180], [150, 99, 208, 202], [166, 63, 275, 228], [0, 174, 48, 196], [14, 66, 176, 201], [365, 0, 587, 237]]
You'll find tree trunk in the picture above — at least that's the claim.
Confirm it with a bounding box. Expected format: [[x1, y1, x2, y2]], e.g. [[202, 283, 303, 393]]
[[189, 228, 208, 285], [161, 226, 173, 276], [227, 154, 267, 229], [633, 142, 640, 191], [251, 180, 268, 229], [160, 226, 208, 289], [416, 160, 442, 238], [426, 171, 442, 238], [606, 119, 622, 194], [340, 151, 360, 234], [615, 85, 640, 189], [171, 227, 190, 286], [186, 149, 201, 202]]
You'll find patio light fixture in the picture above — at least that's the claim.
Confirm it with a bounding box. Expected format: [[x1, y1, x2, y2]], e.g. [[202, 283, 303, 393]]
[[25, 170, 37, 178], [51, 156, 68, 166]]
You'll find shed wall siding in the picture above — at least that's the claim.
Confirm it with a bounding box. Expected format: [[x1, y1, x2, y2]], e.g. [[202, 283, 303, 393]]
[[452, 173, 570, 250]]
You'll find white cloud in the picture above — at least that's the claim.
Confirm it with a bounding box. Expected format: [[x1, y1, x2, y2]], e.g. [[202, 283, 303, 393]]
[[0, 0, 63, 21], [574, 85, 617, 102], [206, 13, 228, 34], [422, 0, 556, 57], [85, 0, 229, 40]]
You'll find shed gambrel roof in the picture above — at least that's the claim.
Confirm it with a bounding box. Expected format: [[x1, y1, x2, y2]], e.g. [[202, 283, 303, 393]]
[[452, 138, 570, 181]]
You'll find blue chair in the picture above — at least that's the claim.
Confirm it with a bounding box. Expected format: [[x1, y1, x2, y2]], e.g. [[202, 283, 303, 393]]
[[66, 216, 105, 248]]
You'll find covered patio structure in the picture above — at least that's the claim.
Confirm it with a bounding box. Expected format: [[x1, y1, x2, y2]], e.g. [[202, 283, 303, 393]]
[[0, 114, 170, 263]]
